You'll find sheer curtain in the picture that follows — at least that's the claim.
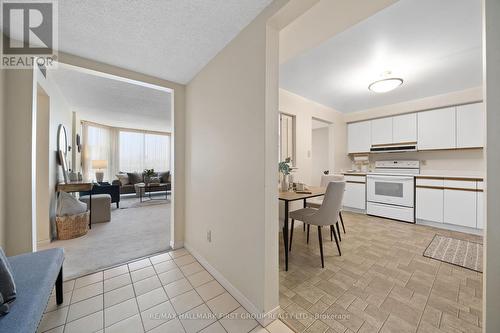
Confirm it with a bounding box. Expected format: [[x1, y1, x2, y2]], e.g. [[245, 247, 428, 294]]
[[119, 131, 170, 172], [82, 123, 119, 181]]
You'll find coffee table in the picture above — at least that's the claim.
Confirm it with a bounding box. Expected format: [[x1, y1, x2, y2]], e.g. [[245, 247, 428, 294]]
[[137, 183, 169, 202]]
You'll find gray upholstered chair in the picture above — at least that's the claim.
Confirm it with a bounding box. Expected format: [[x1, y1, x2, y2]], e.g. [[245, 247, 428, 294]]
[[289, 181, 345, 268], [80, 194, 112, 223]]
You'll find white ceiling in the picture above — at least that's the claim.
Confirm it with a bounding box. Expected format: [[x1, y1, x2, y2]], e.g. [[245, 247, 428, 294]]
[[56, 0, 272, 84], [49, 66, 172, 132], [279, 0, 483, 113]]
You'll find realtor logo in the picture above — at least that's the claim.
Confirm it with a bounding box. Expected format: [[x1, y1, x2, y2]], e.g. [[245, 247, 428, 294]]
[[1, 0, 58, 68]]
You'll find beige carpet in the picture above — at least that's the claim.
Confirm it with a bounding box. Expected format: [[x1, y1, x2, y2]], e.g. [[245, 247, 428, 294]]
[[424, 234, 483, 272], [41, 195, 170, 279]]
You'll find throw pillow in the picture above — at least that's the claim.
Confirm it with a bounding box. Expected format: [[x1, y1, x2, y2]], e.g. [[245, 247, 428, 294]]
[[0, 248, 16, 303], [116, 173, 129, 185], [127, 172, 143, 185], [149, 177, 160, 184], [57, 192, 87, 216], [158, 171, 170, 183], [0, 292, 9, 316]]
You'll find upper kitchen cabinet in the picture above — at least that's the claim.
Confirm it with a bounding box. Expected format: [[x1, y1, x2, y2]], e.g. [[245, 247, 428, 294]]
[[347, 121, 371, 153], [393, 113, 417, 143], [371, 117, 393, 145], [417, 107, 456, 150], [456, 102, 484, 148]]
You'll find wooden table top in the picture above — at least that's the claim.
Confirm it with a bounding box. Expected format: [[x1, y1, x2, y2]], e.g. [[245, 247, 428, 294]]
[[56, 182, 93, 192], [278, 187, 326, 201]]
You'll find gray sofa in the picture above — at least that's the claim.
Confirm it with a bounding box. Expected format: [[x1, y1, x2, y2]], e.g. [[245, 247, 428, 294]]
[[113, 171, 171, 195], [1, 248, 64, 333]]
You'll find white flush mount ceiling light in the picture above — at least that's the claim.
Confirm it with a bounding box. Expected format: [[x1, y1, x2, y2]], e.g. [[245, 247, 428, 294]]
[[368, 77, 403, 93]]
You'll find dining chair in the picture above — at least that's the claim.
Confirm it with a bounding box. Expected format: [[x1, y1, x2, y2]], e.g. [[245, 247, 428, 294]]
[[288, 181, 345, 268]]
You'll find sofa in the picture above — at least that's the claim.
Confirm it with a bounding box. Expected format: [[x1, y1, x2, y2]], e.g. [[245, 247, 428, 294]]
[[113, 171, 171, 195]]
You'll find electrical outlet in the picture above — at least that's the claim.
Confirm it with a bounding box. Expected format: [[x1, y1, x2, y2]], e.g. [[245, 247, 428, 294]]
[[207, 230, 212, 243]]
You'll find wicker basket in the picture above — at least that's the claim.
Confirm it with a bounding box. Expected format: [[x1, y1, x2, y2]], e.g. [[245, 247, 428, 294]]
[[56, 211, 89, 240]]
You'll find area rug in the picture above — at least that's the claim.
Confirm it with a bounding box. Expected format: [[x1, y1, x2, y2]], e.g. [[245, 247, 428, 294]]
[[424, 235, 483, 272]]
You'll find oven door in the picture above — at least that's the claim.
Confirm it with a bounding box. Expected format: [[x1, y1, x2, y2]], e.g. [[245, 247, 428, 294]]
[[367, 175, 414, 207]]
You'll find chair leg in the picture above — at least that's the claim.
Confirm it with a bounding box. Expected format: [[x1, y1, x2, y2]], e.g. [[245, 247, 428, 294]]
[[306, 224, 310, 244], [336, 221, 342, 242], [331, 224, 341, 256], [56, 267, 63, 305], [289, 219, 294, 252], [303, 222, 306, 231], [339, 211, 346, 233], [318, 226, 324, 268], [330, 226, 333, 241]]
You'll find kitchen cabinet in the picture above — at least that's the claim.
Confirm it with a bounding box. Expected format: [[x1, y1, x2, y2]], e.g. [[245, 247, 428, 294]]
[[344, 180, 366, 210], [444, 189, 477, 228], [416, 187, 443, 223], [347, 121, 371, 153], [371, 117, 393, 145], [418, 107, 456, 150], [393, 113, 417, 143], [456, 102, 484, 148], [476, 191, 484, 229]]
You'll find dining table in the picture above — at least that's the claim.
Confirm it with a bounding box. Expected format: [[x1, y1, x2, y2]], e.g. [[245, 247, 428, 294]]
[[279, 186, 326, 271]]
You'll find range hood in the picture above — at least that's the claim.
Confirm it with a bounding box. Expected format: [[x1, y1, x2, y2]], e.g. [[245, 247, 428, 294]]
[[370, 142, 417, 153]]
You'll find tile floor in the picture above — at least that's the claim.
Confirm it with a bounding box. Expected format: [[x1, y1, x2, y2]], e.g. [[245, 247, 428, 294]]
[[39, 248, 294, 333], [279, 212, 483, 333]]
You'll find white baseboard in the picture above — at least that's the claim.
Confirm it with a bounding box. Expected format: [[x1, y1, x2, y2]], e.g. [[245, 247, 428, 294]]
[[170, 240, 184, 249], [184, 242, 280, 327], [417, 219, 483, 236]]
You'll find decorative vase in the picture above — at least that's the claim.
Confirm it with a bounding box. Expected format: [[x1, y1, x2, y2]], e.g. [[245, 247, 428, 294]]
[[281, 174, 289, 192]]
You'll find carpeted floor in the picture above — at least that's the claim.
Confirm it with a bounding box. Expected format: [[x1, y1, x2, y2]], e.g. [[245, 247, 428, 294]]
[[41, 194, 171, 279]]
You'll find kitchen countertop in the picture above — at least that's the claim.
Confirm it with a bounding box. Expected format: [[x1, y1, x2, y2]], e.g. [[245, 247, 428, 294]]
[[341, 170, 484, 180]]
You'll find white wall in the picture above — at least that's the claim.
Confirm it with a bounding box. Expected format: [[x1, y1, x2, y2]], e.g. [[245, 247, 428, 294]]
[[0, 69, 5, 249], [484, 0, 500, 330], [311, 127, 330, 186], [185, 0, 288, 319]]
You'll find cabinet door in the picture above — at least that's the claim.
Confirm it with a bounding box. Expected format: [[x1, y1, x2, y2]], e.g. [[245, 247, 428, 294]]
[[418, 107, 456, 150], [348, 121, 371, 153], [476, 191, 484, 229], [456, 103, 484, 148], [371, 117, 393, 145], [443, 189, 477, 228], [416, 187, 444, 223], [393, 113, 417, 143], [343, 182, 365, 210]]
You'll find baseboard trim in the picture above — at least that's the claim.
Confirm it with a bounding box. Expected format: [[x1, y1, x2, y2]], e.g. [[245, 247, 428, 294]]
[[184, 242, 280, 327], [170, 240, 184, 249], [416, 219, 483, 236]]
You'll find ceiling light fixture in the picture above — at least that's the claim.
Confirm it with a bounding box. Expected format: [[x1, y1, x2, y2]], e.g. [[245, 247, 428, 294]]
[[368, 77, 403, 93]]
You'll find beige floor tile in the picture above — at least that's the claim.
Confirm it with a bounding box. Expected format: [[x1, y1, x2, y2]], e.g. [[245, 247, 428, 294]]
[[38, 307, 69, 332], [103, 273, 132, 293], [105, 314, 144, 333], [174, 254, 197, 267], [158, 268, 184, 285], [266, 320, 295, 333], [164, 278, 194, 298], [171, 290, 204, 314], [130, 265, 157, 283], [136, 287, 169, 312], [179, 304, 217, 333], [67, 295, 103, 323], [63, 280, 76, 292], [74, 271, 103, 289], [41, 326, 65, 333], [148, 317, 186, 333], [249, 326, 269, 333], [196, 280, 226, 302], [128, 258, 152, 272], [134, 275, 162, 296], [103, 264, 129, 280], [169, 248, 189, 259], [104, 298, 139, 327], [181, 262, 205, 276], [71, 282, 103, 303], [104, 284, 136, 308], [200, 321, 227, 333], [45, 291, 72, 313], [140, 300, 177, 331], [150, 252, 171, 265], [219, 307, 259, 333], [64, 311, 103, 333], [153, 260, 178, 274], [206, 292, 240, 319], [187, 270, 214, 288]]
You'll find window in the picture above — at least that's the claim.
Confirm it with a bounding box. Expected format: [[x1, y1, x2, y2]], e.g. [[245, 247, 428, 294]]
[[82, 124, 114, 181], [119, 131, 170, 172], [279, 113, 295, 164]]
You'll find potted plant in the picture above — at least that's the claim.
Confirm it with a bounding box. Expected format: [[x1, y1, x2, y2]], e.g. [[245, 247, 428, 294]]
[[143, 168, 156, 185], [279, 157, 292, 192]]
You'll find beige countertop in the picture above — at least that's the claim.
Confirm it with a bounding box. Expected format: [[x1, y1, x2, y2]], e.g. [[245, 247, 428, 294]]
[[340, 170, 484, 180]]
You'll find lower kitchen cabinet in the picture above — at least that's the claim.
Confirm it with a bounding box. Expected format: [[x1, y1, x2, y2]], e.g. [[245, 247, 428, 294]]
[[477, 191, 484, 229], [416, 187, 443, 223], [443, 189, 477, 228], [344, 182, 366, 210]]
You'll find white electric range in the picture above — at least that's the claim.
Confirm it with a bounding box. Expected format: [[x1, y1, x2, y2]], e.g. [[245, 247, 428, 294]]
[[366, 160, 420, 223]]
